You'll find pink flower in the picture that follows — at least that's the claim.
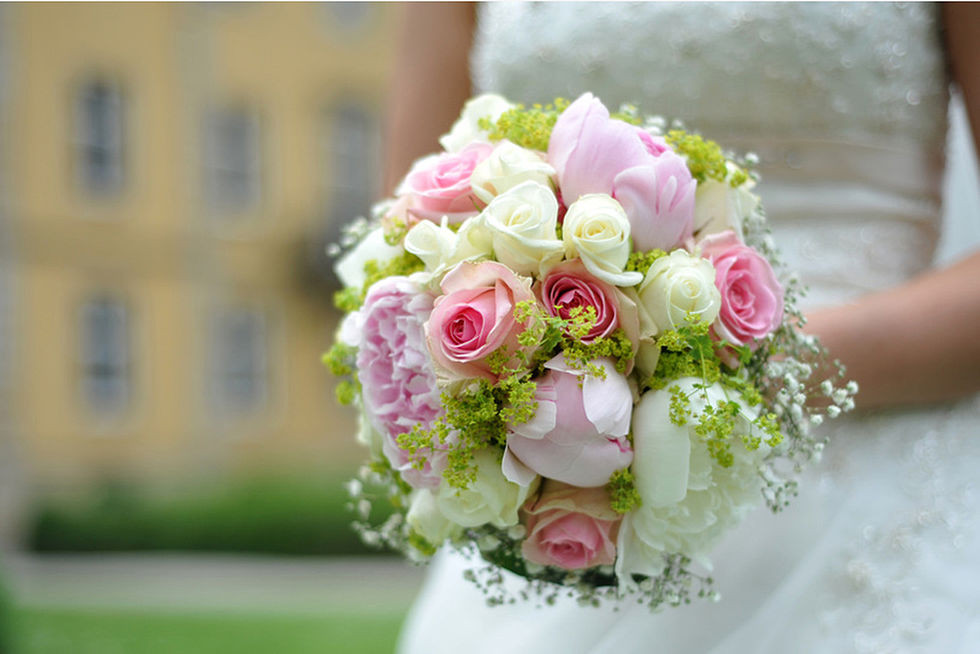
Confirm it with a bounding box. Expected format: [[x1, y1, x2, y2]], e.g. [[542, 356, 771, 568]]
[[503, 354, 633, 488], [548, 93, 696, 252], [396, 142, 493, 223], [354, 277, 445, 488], [699, 230, 784, 347], [425, 261, 537, 382], [538, 259, 639, 346], [521, 481, 621, 570]]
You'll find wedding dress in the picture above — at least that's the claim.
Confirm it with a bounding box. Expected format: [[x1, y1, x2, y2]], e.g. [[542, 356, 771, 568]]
[[398, 3, 980, 652]]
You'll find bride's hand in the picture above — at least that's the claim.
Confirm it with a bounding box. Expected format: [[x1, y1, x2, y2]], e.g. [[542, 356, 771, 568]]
[[804, 253, 980, 409]]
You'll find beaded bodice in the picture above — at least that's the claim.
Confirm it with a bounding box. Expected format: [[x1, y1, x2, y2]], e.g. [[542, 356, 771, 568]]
[[473, 2, 950, 308], [474, 2, 947, 145]]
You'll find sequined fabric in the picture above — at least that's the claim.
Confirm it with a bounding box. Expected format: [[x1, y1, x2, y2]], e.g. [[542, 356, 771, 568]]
[[473, 2, 947, 145]]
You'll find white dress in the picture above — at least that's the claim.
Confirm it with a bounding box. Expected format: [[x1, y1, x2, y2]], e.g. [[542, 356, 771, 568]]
[[399, 4, 980, 652]]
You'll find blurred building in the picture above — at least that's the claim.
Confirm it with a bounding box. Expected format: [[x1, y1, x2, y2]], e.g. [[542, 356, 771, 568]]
[[0, 2, 395, 513]]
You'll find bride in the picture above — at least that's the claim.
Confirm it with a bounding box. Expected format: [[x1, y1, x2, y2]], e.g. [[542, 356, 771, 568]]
[[386, 3, 980, 652]]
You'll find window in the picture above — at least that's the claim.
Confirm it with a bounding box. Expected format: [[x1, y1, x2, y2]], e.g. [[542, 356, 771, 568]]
[[322, 3, 375, 33], [324, 102, 379, 229], [80, 295, 130, 414], [211, 307, 268, 413], [75, 79, 125, 196], [204, 107, 262, 214]]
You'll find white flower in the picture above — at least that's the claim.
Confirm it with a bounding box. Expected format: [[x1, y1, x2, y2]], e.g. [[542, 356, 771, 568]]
[[436, 448, 538, 529], [638, 250, 720, 335], [471, 141, 556, 204], [562, 194, 643, 287], [334, 227, 403, 290], [481, 181, 565, 276], [616, 378, 764, 587], [439, 93, 516, 153], [407, 489, 460, 546], [403, 216, 494, 279], [693, 178, 759, 242], [404, 220, 457, 271]]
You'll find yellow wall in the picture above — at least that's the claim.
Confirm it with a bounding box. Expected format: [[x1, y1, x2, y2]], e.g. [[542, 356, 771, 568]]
[[4, 3, 395, 489]]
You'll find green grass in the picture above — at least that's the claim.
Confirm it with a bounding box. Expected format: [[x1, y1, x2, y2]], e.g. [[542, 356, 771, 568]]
[[10, 606, 405, 654]]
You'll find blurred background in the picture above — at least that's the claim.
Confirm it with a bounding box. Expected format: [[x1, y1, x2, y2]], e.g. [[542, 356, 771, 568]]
[[0, 3, 420, 652], [0, 3, 978, 653]]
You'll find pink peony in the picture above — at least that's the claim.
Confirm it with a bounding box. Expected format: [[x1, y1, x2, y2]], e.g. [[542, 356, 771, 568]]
[[395, 142, 493, 223], [538, 259, 640, 347], [425, 261, 537, 382], [547, 93, 696, 252], [521, 481, 621, 570], [354, 277, 445, 488], [503, 354, 633, 488], [699, 230, 784, 347]]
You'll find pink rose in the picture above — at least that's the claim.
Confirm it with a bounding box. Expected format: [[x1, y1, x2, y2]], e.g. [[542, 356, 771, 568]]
[[699, 230, 784, 347], [538, 259, 640, 347], [425, 261, 537, 382], [521, 480, 621, 570], [548, 93, 695, 252], [354, 277, 445, 488], [503, 354, 633, 488], [395, 142, 493, 224]]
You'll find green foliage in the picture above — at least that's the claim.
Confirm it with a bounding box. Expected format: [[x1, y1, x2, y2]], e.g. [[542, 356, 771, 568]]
[[563, 329, 634, 376], [26, 475, 389, 557], [514, 300, 634, 376], [383, 216, 408, 246], [362, 252, 425, 293], [322, 343, 360, 405], [693, 400, 742, 468], [610, 104, 643, 125], [665, 129, 729, 184], [606, 468, 642, 514], [497, 375, 538, 427], [480, 99, 570, 151], [332, 251, 425, 314], [396, 379, 508, 490], [625, 248, 668, 277], [647, 314, 787, 467], [647, 320, 722, 391], [407, 531, 437, 558], [322, 343, 356, 377], [333, 286, 362, 313]]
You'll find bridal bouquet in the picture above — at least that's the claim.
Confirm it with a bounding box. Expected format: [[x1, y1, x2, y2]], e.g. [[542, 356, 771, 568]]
[[325, 93, 855, 609]]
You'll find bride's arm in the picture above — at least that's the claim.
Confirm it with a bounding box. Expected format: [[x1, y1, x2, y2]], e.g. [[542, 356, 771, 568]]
[[804, 4, 980, 410], [382, 3, 476, 193]]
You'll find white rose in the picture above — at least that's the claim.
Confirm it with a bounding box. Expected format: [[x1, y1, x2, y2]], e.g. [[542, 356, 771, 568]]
[[334, 227, 403, 290], [470, 141, 556, 204], [638, 250, 720, 335], [693, 179, 760, 242], [436, 447, 538, 529], [439, 93, 516, 153], [562, 194, 644, 287], [407, 489, 461, 546], [450, 216, 495, 264], [403, 216, 494, 279], [481, 181, 564, 276], [404, 220, 457, 272], [616, 378, 764, 586]]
